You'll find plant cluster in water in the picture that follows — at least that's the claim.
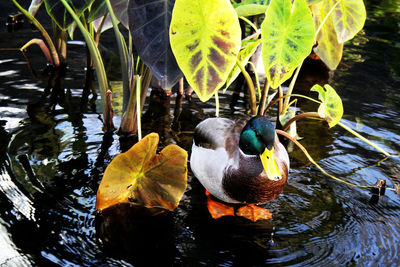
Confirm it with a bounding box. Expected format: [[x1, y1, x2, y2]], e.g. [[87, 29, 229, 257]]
[[12, 0, 398, 216]]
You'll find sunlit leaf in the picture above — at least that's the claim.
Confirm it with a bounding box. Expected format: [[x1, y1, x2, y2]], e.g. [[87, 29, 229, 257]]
[[233, 0, 270, 17], [44, 0, 94, 30], [170, 0, 242, 102], [312, 1, 344, 70], [88, 0, 129, 30], [329, 0, 366, 43], [307, 0, 323, 5], [225, 39, 261, 91], [128, 0, 182, 90], [96, 133, 188, 211], [261, 0, 315, 89], [28, 0, 43, 16], [311, 84, 343, 127]]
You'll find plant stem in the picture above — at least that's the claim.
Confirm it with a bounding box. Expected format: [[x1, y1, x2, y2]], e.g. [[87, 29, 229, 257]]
[[236, 59, 257, 115], [12, 0, 60, 66], [247, 61, 261, 101], [136, 76, 142, 140], [21, 39, 53, 65], [258, 81, 270, 115], [105, 0, 130, 113], [338, 121, 391, 157], [283, 63, 303, 110], [60, 0, 113, 131], [276, 129, 371, 188], [215, 91, 220, 117], [264, 94, 321, 115], [239, 16, 258, 33], [282, 112, 320, 131]]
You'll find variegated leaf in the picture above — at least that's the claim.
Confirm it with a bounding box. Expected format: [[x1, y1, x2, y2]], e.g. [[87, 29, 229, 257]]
[[261, 0, 315, 89], [170, 0, 242, 102]]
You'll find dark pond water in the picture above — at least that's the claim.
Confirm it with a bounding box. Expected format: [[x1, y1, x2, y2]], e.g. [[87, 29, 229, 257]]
[[1, 1, 400, 266]]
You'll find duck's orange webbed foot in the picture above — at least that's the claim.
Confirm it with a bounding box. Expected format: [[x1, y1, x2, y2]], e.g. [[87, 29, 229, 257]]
[[236, 204, 272, 222], [206, 190, 234, 219], [205, 191, 272, 221]]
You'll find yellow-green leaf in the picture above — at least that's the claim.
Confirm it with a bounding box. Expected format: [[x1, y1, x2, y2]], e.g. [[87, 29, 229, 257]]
[[233, 0, 269, 17], [312, 0, 344, 70], [96, 133, 188, 211], [329, 0, 366, 43], [261, 0, 315, 89], [170, 0, 242, 102], [224, 39, 261, 91], [307, 0, 323, 5], [311, 84, 343, 127]]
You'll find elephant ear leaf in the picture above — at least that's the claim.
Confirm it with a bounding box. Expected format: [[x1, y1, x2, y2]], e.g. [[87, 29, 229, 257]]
[[311, 84, 343, 127], [44, 0, 93, 30], [128, 0, 182, 90], [261, 0, 315, 89], [312, 0, 344, 70], [170, 0, 242, 102], [96, 133, 188, 211], [329, 0, 366, 43], [233, 0, 270, 17]]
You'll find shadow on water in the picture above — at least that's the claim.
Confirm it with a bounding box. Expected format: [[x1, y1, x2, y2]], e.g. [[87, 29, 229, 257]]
[[0, 0, 400, 266]]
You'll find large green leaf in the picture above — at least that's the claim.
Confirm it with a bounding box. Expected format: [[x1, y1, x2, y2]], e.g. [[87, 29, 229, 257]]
[[261, 0, 315, 89], [128, 0, 182, 90], [225, 39, 261, 91], [311, 84, 343, 127], [233, 0, 270, 17], [329, 0, 366, 43], [88, 0, 129, 31], [44, 0, 93, 30], [96, 133, 188, 211], [312, 0, 344, 70], [170, 0, 241, 102]]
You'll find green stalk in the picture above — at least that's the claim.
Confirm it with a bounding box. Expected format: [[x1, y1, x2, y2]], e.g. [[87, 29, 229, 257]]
[[60, 0, 113, 131], [236, 59, 257, 115], [282, 62, 302, 110], [247, 61, 261, 102], [282, 112, 320, 131], [264, 93, 322, 115], [258, 81, 270, 115], [136, 76, 142, 140], [239, 16, 258, 33], [338, 121, 391, 157], [12, 0, 60, 66], [215, 91, 220, 117], [105, 0, 130, 112]]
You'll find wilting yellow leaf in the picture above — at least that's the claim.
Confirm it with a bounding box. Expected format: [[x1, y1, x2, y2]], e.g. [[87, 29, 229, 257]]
[[96, 133, 188, 211]]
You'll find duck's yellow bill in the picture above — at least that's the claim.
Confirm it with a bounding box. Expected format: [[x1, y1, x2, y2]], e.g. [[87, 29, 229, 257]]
[[260, 148, 281, 181]]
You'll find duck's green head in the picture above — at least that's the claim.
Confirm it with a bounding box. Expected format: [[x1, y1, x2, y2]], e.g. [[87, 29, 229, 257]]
[[239, 116, 281, 180]]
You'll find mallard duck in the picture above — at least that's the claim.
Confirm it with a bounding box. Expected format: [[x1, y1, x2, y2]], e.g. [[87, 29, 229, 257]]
[[190, 116, 289, 217]]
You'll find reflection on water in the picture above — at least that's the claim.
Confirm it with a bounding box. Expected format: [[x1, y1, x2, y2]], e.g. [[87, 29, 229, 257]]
[[0, 1, 400, 266]]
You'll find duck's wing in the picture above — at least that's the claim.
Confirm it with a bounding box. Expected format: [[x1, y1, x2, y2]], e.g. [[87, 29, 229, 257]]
[[193, 118, 246, 153]]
